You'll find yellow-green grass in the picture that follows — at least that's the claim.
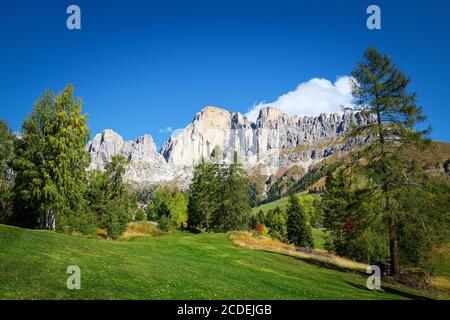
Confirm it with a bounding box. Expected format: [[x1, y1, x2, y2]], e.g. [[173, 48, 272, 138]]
[[252, 196, 327, 249], [252, 194, 320, 215], [251, 196, 290, 215], [423, 246, 450, 278], [229, 232, 368, 273], [120, 221, 163, 240], [0, 224, 444, 300], [312, 228, 327, 250]]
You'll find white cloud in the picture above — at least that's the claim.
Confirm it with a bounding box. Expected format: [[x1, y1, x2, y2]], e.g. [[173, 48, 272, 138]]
[[158, 126, 173, 134], [170, 128, 184, 138], [245, 76, 354, 121]]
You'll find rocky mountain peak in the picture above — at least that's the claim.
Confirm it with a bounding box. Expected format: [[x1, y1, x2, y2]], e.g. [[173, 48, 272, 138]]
[[257, 106, 284, 124], [88, 129, 174, 186], [89, 106, 373, 189]]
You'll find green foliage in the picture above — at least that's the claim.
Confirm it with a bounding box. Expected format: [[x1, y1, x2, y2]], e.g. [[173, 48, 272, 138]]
[[11, 85, 90, 231], [0, 119, 15, 183], [105, 198, 130, 239], [266, 206, 287, 242], [134, 208, 147, 221], [323, 168, 390, 263], [67, 208, 97, 236], [157, 214, 172, 232], [247, 181, 263, 207], [211, 152, 251, 232], [265, 181, 284, 203], [86, 169, 109, 227], [396, 177, 450, 267], [187, 158, 218, 228], [257, 209, 265, 225], [288, 161, 342, 195], [298, 195, 323, 227], [0, 119, 15, 224], [286, 193, 313, 247], [148, 186, 188, 229], [86, 156, 134, 238], [188, 153, 252, 232], [342, 47, 444, 274], [0, 184, 14, 225], [105, 155, 129, 198]]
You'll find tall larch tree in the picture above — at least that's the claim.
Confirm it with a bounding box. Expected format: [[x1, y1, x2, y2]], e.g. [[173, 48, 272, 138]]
[[347, 47, 431, 276]]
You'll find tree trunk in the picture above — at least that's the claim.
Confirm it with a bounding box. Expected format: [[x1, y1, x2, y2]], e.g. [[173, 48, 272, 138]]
[[388, 216, 400, 276]]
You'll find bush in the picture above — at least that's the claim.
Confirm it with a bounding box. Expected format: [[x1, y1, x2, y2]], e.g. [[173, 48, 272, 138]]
[[70, 210, 97, 236], [134, 208, 147, 221], [266, 207, 287, 242], [105, 201, 130, 239], [148, 186, 188, 228], [325, 228, 389, 264], [158, 215, 172, 232], [255, 223, 266, 236]]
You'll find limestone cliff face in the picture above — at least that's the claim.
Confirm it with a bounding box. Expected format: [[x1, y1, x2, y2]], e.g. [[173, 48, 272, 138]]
[[160, 106, 371, 174], [88, 106, 372, 188], [160, 106, 255, 166], [88, 129, 174, 186]]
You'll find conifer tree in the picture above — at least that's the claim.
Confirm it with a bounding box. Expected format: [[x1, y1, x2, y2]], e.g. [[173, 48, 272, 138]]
[[347, 47, 431, 275], [187, 157, 218, 229], [286, 193, 313, 247], [212, 152, 251, 232]]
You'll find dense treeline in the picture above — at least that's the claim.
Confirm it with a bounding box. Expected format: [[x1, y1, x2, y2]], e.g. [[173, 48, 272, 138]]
[[187, 151, 252, 232], [250, 194, 320, 247]]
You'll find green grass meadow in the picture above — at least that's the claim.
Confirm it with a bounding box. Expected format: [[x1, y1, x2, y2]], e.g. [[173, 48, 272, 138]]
[[0, 224, 439, 300]]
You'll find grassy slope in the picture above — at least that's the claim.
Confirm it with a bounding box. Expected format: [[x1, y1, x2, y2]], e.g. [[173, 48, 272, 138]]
[[252, 196, 290, 215], [0, 224, 437, 300]]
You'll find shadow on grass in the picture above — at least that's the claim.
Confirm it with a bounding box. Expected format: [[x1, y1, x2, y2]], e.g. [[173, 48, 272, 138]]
[[258, 249, 367, 275], [258, 249, 433, 300], [343, 281, 432, 300]]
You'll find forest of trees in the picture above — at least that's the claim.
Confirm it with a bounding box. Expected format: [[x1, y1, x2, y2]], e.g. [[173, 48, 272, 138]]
[[0, 47, 449, 278], [187, 151, 252, 232]]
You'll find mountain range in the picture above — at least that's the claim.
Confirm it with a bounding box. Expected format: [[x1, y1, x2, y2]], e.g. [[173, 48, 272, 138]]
[[87, 106, 373, 191]]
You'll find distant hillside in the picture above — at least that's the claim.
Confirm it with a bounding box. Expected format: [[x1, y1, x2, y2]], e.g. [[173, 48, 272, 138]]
[[253, 140, 450, 205]]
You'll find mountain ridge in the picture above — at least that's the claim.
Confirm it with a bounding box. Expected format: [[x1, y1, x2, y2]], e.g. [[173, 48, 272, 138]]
[[87, 106, 373, 189]]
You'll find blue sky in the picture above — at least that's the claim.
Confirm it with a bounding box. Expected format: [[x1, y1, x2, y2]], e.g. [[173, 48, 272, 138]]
[[1, 0, 449, 147]]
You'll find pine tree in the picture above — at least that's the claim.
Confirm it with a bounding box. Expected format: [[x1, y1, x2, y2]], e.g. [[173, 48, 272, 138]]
[[187, 157, 218, 229], [12, 85, 90, 230], [212, 152, 251, 232], [86, 155, 133, 238], [257, 209, 265, 225], [347, 47, 431, 275], [286, 193, 313, 247], [105, 155, 129, 199]]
